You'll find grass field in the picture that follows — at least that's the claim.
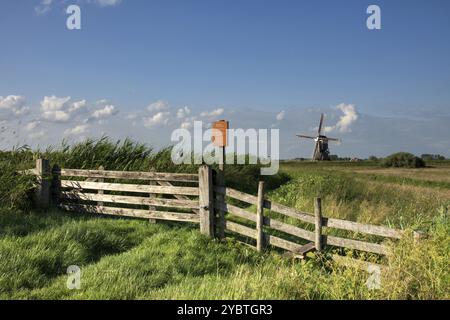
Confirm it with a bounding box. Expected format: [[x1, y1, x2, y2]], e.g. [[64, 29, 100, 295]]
[[0, 141, 448, 300]]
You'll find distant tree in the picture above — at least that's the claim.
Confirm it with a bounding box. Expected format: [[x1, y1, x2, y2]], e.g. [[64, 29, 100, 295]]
[[368, 155, 378, 162], [421, 154, 446, 161], [381, 152, 425, 168]]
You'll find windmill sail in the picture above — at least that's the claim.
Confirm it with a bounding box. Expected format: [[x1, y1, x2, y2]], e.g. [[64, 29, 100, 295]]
[[317, 113, 324, 135]]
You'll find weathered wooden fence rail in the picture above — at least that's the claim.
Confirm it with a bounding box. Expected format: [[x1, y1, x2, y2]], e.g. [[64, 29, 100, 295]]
[[214, 183, 402, 257], [26, 159, 409, 261]]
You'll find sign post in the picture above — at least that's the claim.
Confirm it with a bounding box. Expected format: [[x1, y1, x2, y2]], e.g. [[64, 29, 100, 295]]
[[212, 120, 228, 239]]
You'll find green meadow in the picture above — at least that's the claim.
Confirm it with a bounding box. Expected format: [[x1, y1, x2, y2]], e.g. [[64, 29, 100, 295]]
[[0, 139, 448, 299]]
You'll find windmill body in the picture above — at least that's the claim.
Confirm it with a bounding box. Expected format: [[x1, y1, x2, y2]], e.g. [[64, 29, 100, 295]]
[[296, 114, 340, 161]]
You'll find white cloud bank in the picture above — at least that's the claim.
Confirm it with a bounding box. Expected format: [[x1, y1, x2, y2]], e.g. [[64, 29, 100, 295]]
[[64, 124, 89, 136], [1, 95, 448, 159], [200, 108, 224, 118], [0, 95, 29, 119], [40, 95, 88, 122], [144, 111, 171, 128], [147, 100, 169, 112], [92, 105, 117, 119]]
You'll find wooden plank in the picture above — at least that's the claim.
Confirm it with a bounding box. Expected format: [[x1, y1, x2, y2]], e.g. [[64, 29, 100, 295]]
[[60, 191, 198, 209], [281, 242, 316, 259], [61, 180, 199, 196], [263, 200, 316, 224], [225, 221, 257, 239], [266, 234, 306, 253], [298, 242, 316, 255], [264, 217, 315, 242], [157, 180, 199, 214], [214, 201, 256, 222], [215, 200, 315, 242], [59, 168, 198, 183], [198, 165, 214, 237], [324, 235, 389, 255], [323, 217, 403, 239], [146, 211, 200, 223], [214, 186, 258, 205], [59, 203, 199, 223]]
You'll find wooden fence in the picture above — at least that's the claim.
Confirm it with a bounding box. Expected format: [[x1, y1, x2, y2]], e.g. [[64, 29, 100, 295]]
[[214, 182, 403, 257], [28, 159, 409, 260]]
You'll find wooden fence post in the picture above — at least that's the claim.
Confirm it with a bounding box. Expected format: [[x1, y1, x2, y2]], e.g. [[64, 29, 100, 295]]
[[35, 159, 50, 210], [256, 180, 265, 252], [216, 149, 226, 240], [51, 164, 61, 206], [98, 165, 104, 207], [199, 165, 214, 237], [314, 197, 323, 252], [148, 167, 157, 224]]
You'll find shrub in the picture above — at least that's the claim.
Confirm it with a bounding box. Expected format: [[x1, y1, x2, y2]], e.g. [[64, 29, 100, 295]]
[[381, 152, 425, 168]]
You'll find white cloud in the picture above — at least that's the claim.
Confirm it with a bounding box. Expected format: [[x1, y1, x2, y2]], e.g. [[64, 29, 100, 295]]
[[200, 108, 224, 118], [40, 95, 71, 111], [0, 95, 29, 119], [147, 100, 169, 113], [92, 105, 117, 119], [144, 111, 171, 128], [64, 124, 89, 136], [40, 95, 72, 122], [42, 110, 71, 122], [35, 0, 53, 15], [40, 95, 91, 122], [68, 99, 87, 114], [276, 110, 285, 121], [177, 106, 191, 119], [324, 103, 358, 133]]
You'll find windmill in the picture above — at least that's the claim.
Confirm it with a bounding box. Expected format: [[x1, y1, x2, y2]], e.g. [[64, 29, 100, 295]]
[[296, 113, 340, 161]]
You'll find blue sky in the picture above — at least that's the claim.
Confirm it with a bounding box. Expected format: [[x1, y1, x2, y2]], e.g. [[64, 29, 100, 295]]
[[1, 0, 449, 158]]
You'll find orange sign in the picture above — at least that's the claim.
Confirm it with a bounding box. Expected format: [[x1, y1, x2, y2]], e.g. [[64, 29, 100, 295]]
[[212, 120, 228, 147]]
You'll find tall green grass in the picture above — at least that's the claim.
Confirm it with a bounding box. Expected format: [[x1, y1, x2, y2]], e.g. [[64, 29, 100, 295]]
[[0, 209, 447, 299]]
